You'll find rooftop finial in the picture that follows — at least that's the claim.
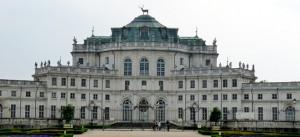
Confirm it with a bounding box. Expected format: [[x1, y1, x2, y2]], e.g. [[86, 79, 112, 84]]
[[139, 5, 149, 15], [213, 38, 217, 46], [195, 27, 198, 37], [92, 26, 95, 37]]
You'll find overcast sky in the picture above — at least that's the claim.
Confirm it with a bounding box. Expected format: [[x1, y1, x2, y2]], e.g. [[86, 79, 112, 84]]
[[0, 0, 300, 82]]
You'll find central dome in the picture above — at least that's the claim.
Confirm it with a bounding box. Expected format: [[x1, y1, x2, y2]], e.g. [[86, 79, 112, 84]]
[[125, 14, 166, 28]]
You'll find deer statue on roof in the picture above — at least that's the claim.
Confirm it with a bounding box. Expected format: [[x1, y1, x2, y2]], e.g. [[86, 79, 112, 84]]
[[139, 5, 149, 15]]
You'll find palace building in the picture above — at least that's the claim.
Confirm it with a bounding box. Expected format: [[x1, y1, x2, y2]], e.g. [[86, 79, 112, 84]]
[[0, 12, 299, 129]]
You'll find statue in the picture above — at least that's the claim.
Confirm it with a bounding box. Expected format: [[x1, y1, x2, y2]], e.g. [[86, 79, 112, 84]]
[[213, 38, 217, 46], [57, 60, 61, 66], [239, 61, 241, 68], [219, 63, 222, 67], [73, 36, 77, 44], [40, 62, 43, 68], [229, 62, 232, 68], [242, 63, 245, 69], [34, 62, 38, 68], [44, 61, 46, 67], [252, 64, 255, 71], [139, 5, 149, 15], [67, 61, 70, 66], [47, 60, 50, 66], [246, 64, 249, 69]]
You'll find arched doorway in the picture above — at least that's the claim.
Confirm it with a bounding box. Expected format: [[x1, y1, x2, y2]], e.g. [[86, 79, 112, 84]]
[[286, 106, 295, 121], [139, 99, 149, 121], [123, 100, 132, 121], [155, 100, 165, 122]]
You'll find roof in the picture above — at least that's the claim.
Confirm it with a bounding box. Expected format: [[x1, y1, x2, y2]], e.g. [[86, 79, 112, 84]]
[[125, 14, 166, 28]]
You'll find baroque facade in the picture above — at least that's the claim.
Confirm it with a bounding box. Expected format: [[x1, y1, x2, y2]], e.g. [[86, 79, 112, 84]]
[[0, 13, 299, 129]]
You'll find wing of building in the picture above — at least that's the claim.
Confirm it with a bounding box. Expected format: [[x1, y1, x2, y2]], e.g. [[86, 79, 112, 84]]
[[0, 13, 299, 129]]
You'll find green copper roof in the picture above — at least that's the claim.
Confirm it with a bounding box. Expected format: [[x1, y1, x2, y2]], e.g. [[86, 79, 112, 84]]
[[125, 15, 165, 28]]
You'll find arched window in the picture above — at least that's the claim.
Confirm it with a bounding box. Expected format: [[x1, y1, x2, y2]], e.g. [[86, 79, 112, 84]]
[[124, 58, 132, 76], [139, 99, 149, 121], [155, 100, 165, 122], [140, 58, 149, 75], [122, 100, 132, 121], [157, 59, 165, 76], [140, 26, 149, 40], [286, 106, 295, 121]]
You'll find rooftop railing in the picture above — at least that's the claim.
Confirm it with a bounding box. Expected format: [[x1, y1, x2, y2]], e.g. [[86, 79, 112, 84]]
[[0, 79, 46, 86], [242, 82, 300, 89]]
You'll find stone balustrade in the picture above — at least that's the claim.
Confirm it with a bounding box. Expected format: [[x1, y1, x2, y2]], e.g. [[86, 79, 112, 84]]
[[242, 82, 300, 89], [0, 79, 45, 86]]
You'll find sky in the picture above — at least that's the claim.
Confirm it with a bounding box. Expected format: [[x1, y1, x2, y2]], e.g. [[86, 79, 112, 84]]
[[0, 0, 300, 82]]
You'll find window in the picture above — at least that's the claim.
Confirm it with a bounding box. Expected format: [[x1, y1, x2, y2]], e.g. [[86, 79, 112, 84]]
[[80, 107, 85, 119], [244, 94, 249, 100], [205, 59, 210, 66], [142, 81, 147, 86], [223, 79, 228, 87], [202, 108, 207, 120], [0, 104, 2, 118], [93, 94, 98, 100], [157, 59, 165, 76], [213, 80, 218, 88], [78, 58, 84, 64], [159, 81, 163, 91], [272, 107, 278, 121], [140, 26, 149, 40], [244, 107, 249, 112], [105, 57, 109, 64], [213, 94, 218, 101], [286, 106, 295, 121], [180, 58, 184, 65], [202, 95, 207, 101], [140, 58, 149, 75], [104, 107, 110, 120], [0, 90, 2, 96], [258, 94, 263, 100], [223, 94, 228, 100], [190, 95, 195, 101], [81, 79, 86, 87], [105, 80, 110, 88], [125, 80, 130, 90], [190, 107, 196, 121], [52, 77, 57, 86], [25, 91, 31, 97], [70, 93, 75, 99], [190, 80, 195, 88], [25, 105, 30, 118], [178, 108, 183, 119], [232, 107, 237, 120], [51, 105, 56, 118], [258, 107, 263, 120], [70, 78, 75, 86], [178, 81, 183, 89], [178, 95, 183, 101], [11, 104, 16, 118], [93, 80, 98, 88], [105, 94, 110, 101], [223, 107, 228, 120], [287, 93, 292, 99], [61, 78, 66, 86], [11, 91, 16, 97], [81, 94, 86, 100], [232, 79, 237, 87], [232, 94, 237, 100], [51, 92, 56, 98], [40, 92, 44, 97], [39, 105, 44, 118], [202, 80, 207, 88], [124, 58, 132, 76], [61, 92, 66, 99], [92, 106, 98, 119], [272, 94, 278, 99]]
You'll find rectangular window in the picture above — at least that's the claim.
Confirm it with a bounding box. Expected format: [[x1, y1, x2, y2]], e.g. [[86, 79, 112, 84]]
[[40, 92, 44, 97], [93, 94, 98, 100], [202, 80, 207, 88], [105, 57, 109, 64], [125, 80, 130, 91], [81, 94, 86, 100], [61, 78, 66, 86], [93, 80, 98, 88], [25, 91, 31, 97], [223, 79, 228, 87], [244, 107, 249, 112], [11, 91, 16, 97], [81, 107, 85, 119], [71, 78, 75, 86], [232, 107, 237, 120], [202, 95, 207, 101], [190, 80, 195, 88], [52, 77, 57, 86], [244, 94, 249, 100], [70, 93, 75, 99], [0, 90, 2, 96], [178, 81, 183, 89], [92, 106, 98, 119], [258, 94, 263, 100], [287, 93, 292, 99], [223, 107, 228, 120], [51, 92, 56, 99], [178, 95, 183, 101], [258, 107, 263, 120], [159, 81, 163, 91], [205, 59, 211, 66], [61, 92, 66, 99], [213, 94, 218, 101], [202, 108, 207, 120], [232, 94, 237, 100], [190, 95, 195, 101], [180, 58, 184, 65], [272, 94, 278, 99], [105, 94, 110, 101], [178, 108, 183, 119], [78, 58, 84, 64], [105, 80, 110, 88], [39, 105, 44, 118], [142, 80, 147, 86], [232, 79, 237, 87], [223, 94, 228, 101], [11, 104, 16, 118], [190, 107, 196, 121], [81, 79, 86, 87], [213, 80, 218, 88], [272, 107, 278, 121], [104, 107, 110, 120], [51, 105, 56, 118], [25, 105, 30, 118]]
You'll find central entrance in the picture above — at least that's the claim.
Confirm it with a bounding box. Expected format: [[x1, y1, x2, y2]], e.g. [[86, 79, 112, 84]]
[[138, 99, 149, 121]]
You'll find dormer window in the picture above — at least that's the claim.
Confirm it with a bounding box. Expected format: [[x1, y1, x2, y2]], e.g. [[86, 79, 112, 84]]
[[78, 58, 84, 65], [140, 26, 149, 40], [205, 59, 210, 66]]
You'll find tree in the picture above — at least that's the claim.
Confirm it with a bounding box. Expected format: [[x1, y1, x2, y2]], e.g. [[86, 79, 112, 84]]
[[62, 104, 75, 124], [210, 107, 222, 126]]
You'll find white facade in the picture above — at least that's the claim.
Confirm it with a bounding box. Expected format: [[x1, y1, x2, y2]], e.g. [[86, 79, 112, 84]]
[[0, 14, 299, 129]]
